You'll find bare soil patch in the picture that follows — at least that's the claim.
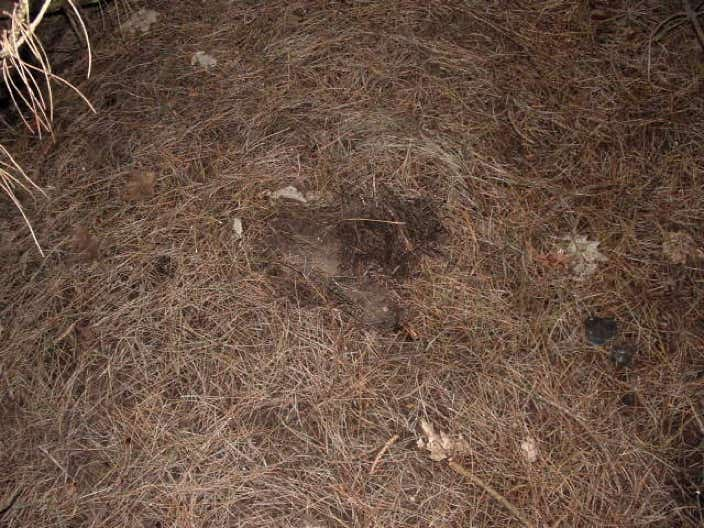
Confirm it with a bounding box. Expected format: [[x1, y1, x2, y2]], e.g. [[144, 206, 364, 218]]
[[264, 187, 442, 331]]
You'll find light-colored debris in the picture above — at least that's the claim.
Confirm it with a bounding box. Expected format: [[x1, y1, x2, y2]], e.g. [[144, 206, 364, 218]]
[[562, 235, 607, 279], [264, 186, 329, 204], [520, 437, 539, 463], [191, 51, 218, 69], [303, 190, 326, 202], [662, 231, 701, 264], [122, 9, 160, 35], [370, 434, 399, 474], [233, 217, 243, 240], [417, 419, 470, 462], [269, 185, 308, 203]]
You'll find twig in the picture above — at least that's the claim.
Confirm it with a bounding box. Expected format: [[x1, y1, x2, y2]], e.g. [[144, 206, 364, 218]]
[[448, 460, 535, 528], [369, 434, 398, 475]]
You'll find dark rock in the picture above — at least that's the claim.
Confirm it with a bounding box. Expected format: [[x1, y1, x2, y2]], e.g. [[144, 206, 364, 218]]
[[585, 316, 617, 345]]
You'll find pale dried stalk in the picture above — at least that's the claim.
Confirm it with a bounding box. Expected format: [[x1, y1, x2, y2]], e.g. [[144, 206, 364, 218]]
[[0, 0, 95, 254], [369, 434, 398, 475]]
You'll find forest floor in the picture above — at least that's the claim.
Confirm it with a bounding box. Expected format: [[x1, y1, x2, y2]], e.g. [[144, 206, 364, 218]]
[[1, 1, 703, 526]]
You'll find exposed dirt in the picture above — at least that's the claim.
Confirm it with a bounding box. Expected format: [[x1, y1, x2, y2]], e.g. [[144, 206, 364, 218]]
[[1, 1, 704, 527], [263, 189, 438, 330], [336, 191, 444, 278]]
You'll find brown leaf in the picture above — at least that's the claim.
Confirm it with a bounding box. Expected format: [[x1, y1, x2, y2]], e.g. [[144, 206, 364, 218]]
[[417, 419, 470, 462], [126, 171, 156, 200], [534, 250, 572, 269], [73, 225, 99, 260]]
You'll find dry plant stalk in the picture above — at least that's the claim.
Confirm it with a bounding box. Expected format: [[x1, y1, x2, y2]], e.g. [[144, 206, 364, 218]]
[[0, 0, 95, 254], [369, 434, 398, 475]]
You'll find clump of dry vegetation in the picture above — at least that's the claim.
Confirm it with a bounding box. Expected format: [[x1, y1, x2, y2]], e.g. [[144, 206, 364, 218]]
[[0, 0, 95, 252], [1, 0, 703, 526]]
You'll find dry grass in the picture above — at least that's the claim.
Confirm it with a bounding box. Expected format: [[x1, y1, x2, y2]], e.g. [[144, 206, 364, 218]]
[[1, 0, 704, 526], [0, 0, 96, 253]]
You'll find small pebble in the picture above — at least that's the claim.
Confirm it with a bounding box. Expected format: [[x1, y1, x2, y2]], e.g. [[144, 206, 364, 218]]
[[585, 316, 617, 345]]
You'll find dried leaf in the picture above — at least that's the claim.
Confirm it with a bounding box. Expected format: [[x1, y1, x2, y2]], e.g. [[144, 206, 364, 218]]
[[233, 217, 243, 240], [269, 185, 308, 203], [662, 231, 701, 264], [520, 437, 539, 463], [122, 9, 160, 35], [417, 419, 469, 462], [191, 51, 218, 69], [534, 249, 571, 269], [73, 226, 99, 261], [126, 171, 156, 200], [563, 235, 607, 279]]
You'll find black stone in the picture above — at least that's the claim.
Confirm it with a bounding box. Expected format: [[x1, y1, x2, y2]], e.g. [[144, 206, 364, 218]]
[[585, 316, 617, 345]]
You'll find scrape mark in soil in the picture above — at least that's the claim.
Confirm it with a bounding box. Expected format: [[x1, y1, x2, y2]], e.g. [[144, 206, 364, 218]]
[[264, 191, 442, 330], [337, 191, 444, 278]]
